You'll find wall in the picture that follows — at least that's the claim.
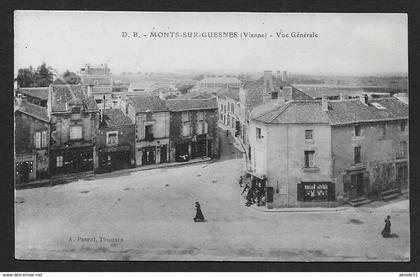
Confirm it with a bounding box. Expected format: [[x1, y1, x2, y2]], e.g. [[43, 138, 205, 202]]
[[331, 120, 408, 199], [15, 111, 50, 178], [169, 109, 219, 160], [251, 121, 333, 208], [135, 112, 170, 141]]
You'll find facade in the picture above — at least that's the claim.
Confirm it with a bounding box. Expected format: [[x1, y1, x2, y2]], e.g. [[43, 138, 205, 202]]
[[166, 98, 219, 161], [15, 99, 50, 183], [239, 71, 313, 157], [126, 95, 171, 166], [48, 85, 100, 176], [80, 63, 113, 109], [249, 96, 408, 208], [217, 88, 241, 136], [96, 109, 136, 173]]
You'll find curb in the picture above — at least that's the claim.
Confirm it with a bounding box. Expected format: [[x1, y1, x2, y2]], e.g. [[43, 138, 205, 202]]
[[248, 205, 351, 213]]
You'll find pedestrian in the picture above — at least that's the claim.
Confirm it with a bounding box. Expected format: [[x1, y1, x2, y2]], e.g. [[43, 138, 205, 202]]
[[239, 176, 243, 187], [241, 183, 250, 195], [226, 130, 229, 137], [194, 202, 205, 222], [381, 215, 391, 238]]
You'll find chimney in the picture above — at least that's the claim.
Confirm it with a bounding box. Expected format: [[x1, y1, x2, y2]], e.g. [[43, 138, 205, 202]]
[[282, 71, 287, 81], [263, 70, 274, 96], [359, 94, 368, 105], [322, 95, 329, 112]]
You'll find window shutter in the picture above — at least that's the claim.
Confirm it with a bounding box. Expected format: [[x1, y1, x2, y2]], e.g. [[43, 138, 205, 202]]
[[204, 123, 208, 134], [41, 131, 47, 147], [35, 132, 41, 148], [297, 183, 304, 201], [197, 123, 203, 135]]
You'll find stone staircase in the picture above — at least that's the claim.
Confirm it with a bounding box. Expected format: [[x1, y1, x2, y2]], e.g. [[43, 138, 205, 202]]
[[381, 188, 402, 201], [348, 197, 371, 207]]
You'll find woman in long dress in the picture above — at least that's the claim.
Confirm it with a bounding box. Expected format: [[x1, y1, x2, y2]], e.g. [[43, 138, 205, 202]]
[[381, 215, 391, 238], [194, 202, 205, 222]]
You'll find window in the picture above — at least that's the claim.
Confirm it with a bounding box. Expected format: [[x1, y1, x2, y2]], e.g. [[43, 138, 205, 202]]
[[354, 146, 362, 164], [354, 126, 361, 137], [56, 156, 63, 167], [106, 131, 118, 146], [256, 127, 262, 139], [305, 130, 313, 140], [219, 113, 223, 121], [95, 99, 102, 104], [94, 80, 99, 85], [145, 125, 153, 140], [400, 121, 407, 133], [399, 141, 407, 158], [304, 151, 315, 168], [197, 111, 204, 121], [182, 112, 190, 123], [197, 122, 208, 134], [182, 124, 191, 136], [34, 132, 41, 148], [231, 103, 235, 113], [70, 126, 82, 140], [381, 123, 386, 138]]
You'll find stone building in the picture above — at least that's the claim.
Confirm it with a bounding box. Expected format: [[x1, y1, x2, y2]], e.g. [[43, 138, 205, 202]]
[[15, 98, 50, 183], [48, 84, 100, 176], [239, 71, 312, 159], [166, 98, 219, 161], [217, 88, 241, 136], [126, 95, 171, 166], [249, 95, 408, 208], [80, 63, 113, 109], [96, 109, 136, 173]]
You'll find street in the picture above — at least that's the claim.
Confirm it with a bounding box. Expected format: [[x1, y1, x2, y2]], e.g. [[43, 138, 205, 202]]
[[15, 130, 410, 261]]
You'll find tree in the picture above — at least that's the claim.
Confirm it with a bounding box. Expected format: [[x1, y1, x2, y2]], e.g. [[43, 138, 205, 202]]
[[34, 62, 53, 87], [16, 66, 35, 87], [53, 70, 81, 85]]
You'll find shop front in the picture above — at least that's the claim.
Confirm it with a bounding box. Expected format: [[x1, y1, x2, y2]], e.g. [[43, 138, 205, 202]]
[[191, 134, 207, 159], [97, 145, 133, 173], [50, 146, 94, 176]]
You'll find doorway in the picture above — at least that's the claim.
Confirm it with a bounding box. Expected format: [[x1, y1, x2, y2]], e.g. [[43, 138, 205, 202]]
[[350, 173, 364, 198]]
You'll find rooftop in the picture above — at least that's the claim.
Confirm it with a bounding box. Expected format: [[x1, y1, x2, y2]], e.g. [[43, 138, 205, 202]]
[[218, 88, 240, 102], [17, 87, 49, 100], [166, 98, 218, 112], [252, 97, 408, 125], [15, 100, 49, 122], [101, 109, 133, 127], [129, 95, 168, 113], [50, 85, 98, 112], [199, 76, 241, 84]]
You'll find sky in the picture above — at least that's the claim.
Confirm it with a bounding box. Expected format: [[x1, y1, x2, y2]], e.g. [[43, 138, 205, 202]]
[[14, 11, 408, 76]]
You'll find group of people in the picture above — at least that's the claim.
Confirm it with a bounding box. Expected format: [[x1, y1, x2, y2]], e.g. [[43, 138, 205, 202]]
[[239, 176, 266, 207]]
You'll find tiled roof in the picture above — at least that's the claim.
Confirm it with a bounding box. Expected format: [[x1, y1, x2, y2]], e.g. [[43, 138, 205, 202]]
[[166, 98, 218, 111], [327, 98, 408, 125], [243, 77, 313, 108], [253, 101, 330, 124], [218, 88, 240, 102], [17, 87, 49, 100], [129, 95, 168, 113], [51, 85, 98, 112], [177, 91, 214, 100], [16, 100, 49, 122], [92, 86, 112, 94], [102, 109, 133, 127], [252, 98, 408, 125]]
